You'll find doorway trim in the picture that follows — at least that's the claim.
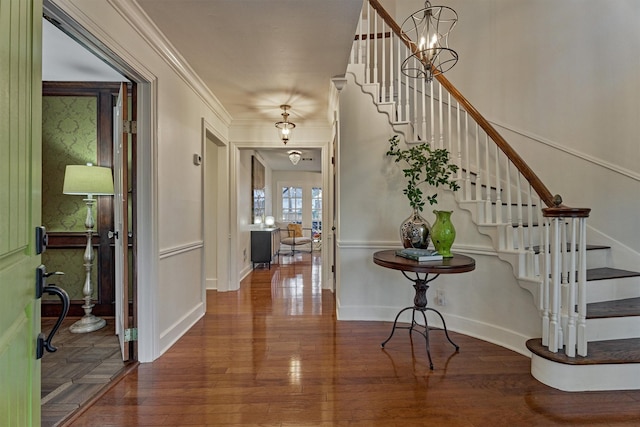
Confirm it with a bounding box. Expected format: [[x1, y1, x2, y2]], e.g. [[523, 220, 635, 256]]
[[202, 118, 231, 295], [43, 0, 159, 362], [232, 140, 333, 292]]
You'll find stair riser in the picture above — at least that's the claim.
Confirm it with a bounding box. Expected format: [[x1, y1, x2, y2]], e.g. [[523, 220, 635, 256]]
[[586, 277, 640, 303], [586, 249, 611, 270], [586, 316, 640, 341]]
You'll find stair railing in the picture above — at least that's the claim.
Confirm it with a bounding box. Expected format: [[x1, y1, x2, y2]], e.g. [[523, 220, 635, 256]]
[[353, 0, 591, 357]]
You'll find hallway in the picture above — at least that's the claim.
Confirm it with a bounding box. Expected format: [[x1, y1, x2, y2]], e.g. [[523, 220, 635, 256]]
[[66, 252, 640, 426]]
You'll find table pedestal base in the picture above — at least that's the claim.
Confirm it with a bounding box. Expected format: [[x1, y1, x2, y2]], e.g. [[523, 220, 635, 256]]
[[380, 274, 459, 370]]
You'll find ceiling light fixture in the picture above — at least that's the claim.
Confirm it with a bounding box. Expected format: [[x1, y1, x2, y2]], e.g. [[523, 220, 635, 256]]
[[288, 150, 302, 165], [400, 1, 458, 82], [275, 104, 296, 145]]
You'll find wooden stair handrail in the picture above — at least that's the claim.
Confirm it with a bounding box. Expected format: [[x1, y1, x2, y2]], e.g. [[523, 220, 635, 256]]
[[368, 0, 574, 212]]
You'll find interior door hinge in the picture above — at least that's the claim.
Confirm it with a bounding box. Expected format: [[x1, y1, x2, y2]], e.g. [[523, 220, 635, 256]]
[[124, 328, 138, 342], [123, 120, 137, 134]]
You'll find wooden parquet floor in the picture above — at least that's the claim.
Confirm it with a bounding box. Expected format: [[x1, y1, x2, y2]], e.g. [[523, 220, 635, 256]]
[[67, 252, 640, 426], [41, 317, 125, 427]]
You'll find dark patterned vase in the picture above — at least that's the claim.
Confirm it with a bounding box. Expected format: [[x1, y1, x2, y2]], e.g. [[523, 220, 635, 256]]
[[400, 209, 431, 249]]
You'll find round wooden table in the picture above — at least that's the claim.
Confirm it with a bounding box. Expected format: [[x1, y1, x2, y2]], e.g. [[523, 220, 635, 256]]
[[373, 250, 476, 369]]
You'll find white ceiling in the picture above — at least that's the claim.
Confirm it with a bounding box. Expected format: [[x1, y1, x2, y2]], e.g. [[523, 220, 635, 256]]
[[135, 0, 363, 124], [42, 0, 363, 171], [42, 19, 126, 82]]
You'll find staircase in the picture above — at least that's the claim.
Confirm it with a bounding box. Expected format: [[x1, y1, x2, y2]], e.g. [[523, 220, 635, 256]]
[[347, 0, 640, 391]]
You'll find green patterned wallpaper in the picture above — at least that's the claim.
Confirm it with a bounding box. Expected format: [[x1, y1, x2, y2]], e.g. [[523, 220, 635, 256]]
[[42, 96, 99, 302], [41, 249, 98, 301], [42, 96, 97, 232]]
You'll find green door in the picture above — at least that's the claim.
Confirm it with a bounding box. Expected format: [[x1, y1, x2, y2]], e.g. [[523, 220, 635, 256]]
[[0, 0, 43, 425]]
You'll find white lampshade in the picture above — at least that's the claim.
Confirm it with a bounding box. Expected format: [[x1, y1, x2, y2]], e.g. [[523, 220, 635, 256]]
[[63, 164, 114, 197], [265, 216, 275, 227]]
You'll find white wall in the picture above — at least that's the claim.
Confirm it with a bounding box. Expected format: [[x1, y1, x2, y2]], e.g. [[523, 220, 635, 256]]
[[57, 0, 232, 361], [391, 0, 640, 261], [337, 72, 541, 355], [336, 0, 640, 355]]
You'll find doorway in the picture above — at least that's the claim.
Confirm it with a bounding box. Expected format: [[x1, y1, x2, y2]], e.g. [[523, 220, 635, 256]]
[[234, 145, 332, 292], [203, 120, 230, 293], [39, 5, 152, 423]]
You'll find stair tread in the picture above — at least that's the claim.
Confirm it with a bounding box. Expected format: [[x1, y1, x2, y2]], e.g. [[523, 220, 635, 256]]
[[587, 267, 640, 282], [526, 337, 640, 365], [532, 244, 610, 254], [587, 297, 640, 319]]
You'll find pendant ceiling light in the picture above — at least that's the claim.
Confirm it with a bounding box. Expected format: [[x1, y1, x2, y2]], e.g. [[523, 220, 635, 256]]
[[400, 1, 458, 82], [288, 150, 302, 165], [275, 104, 296, 145]]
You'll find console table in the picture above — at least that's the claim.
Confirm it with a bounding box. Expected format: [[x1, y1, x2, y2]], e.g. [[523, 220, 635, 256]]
[[251, 229, 280, 269], [373, 250, 475, 369]]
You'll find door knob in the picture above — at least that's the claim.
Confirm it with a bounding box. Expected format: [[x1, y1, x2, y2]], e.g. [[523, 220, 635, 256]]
[[35, 265, 64, 299]]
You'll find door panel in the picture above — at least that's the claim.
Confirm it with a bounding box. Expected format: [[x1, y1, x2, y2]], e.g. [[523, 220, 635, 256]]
[[0, 0, 43, 424], [113, 82, 130, 361]]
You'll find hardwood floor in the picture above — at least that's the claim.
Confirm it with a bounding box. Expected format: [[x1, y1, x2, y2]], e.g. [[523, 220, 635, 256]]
[[67, 252, 640, 426]]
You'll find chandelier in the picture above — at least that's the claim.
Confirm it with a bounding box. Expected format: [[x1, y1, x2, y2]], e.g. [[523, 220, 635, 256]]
[[400, 1, 458, 82], [287, 150, 302, 165], [275, 104, 296, 145]]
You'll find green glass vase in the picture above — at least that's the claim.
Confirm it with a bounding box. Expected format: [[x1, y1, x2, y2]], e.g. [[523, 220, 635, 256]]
[[430, 210, 456, 257]]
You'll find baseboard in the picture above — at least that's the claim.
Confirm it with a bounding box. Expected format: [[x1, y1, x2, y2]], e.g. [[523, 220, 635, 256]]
[[336, 302, 531, 357], [158, 302, 205, 356], [206, 277, 217, 290]]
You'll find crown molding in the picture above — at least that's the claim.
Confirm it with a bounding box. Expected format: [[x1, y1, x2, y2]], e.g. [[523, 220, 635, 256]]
[[107, 0, 232, 127]]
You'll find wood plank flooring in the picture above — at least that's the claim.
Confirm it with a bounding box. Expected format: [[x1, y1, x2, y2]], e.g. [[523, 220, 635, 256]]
[[66, 252, 640, 426], [41, 318, 125, 427]]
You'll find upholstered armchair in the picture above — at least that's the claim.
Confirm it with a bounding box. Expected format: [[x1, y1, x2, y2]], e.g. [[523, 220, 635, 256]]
[[278, 223, 313, 255]]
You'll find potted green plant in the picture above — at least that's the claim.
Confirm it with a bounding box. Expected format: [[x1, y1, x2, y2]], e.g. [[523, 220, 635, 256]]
[[386, 135, 459, 249]]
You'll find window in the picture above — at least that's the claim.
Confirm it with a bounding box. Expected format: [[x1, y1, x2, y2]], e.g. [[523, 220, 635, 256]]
[[253, 188, 265, 221], [282, 186, 302, 223], [311, 187, 322, 232]]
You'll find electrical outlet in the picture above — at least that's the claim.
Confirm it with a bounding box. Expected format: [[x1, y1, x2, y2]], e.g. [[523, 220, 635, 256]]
[[243, 248, 247, 262], [435, 289, 446, 306]]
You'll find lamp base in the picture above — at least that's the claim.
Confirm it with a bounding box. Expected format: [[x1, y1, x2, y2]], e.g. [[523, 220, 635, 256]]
[[69, 314, 107, 333]]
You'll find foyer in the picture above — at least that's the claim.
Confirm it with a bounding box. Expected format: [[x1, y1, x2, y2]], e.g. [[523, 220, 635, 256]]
[[65, 252, 640, 426]]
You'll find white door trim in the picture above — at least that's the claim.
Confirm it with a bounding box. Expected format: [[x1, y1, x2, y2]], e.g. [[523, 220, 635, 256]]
[[43, 0, 160, 362]]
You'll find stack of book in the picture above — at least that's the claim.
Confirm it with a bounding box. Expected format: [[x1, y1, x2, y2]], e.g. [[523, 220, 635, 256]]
[[395, 248, 443, 262]]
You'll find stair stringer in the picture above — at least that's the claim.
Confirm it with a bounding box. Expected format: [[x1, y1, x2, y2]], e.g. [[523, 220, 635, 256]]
[[347, 64, 421, 143], [457, 199, 544, 307], [347, 63, 545, 307]]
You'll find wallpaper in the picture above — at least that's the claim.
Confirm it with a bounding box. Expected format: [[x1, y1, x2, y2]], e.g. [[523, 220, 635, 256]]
[[42, 249, 98, 301], [42, 96, 98, 232], [42, 95, 99, 302]]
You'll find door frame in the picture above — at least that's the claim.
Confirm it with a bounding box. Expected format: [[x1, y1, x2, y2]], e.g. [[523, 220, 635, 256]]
[[41, 82, 122, 319], [43, 1, 158, 362], [202, 119, 231, 294], [231, 141, 333, 291]]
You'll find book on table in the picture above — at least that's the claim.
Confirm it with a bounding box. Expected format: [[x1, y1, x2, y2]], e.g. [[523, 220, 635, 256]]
[[395, 248, 443, 261]]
